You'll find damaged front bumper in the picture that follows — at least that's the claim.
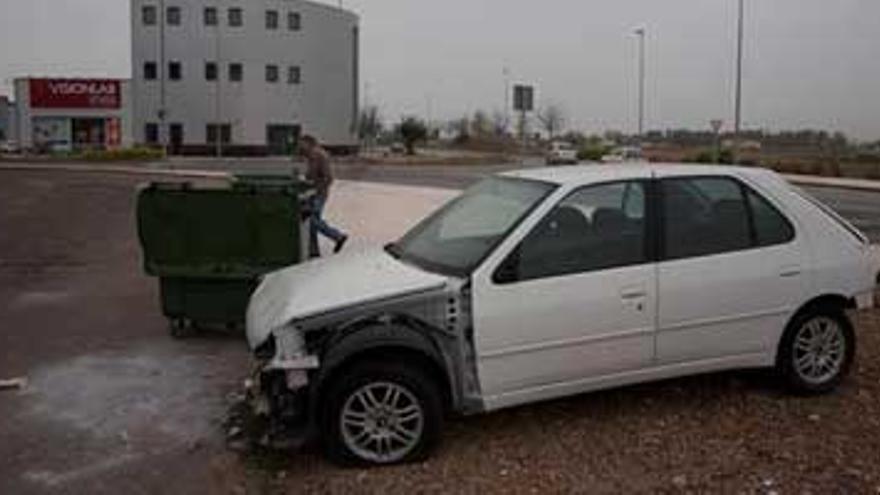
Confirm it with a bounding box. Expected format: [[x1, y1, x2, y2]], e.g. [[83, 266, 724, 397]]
[[232, 349, 321, 451]]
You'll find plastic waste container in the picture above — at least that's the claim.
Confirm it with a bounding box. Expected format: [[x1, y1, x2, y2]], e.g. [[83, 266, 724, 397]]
[[136, 175, 312, 337]]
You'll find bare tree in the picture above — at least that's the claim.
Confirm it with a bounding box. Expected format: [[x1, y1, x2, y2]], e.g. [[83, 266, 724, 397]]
[[536, 104, 566, 140], [358, 105, 383, 149], [471, 110, 491, 138], [491, 110, 509, 137]]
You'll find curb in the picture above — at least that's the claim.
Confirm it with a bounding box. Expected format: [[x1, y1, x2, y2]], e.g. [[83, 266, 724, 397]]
[[0, 162, 231, 180]]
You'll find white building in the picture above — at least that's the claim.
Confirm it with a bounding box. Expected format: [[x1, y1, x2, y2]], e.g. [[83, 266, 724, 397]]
[[131, 0, 359, 155], [12, 78, 134, 152]]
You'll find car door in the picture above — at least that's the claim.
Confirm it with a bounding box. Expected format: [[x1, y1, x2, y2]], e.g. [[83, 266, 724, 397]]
[[655, 175, 806, 365], [471, 179, 657, 411]]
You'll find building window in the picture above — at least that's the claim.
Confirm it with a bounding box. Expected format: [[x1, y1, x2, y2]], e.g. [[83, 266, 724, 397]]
[[207, 124, 232, 144], [288, 12, 301, 31], [205, 62, 218, 81], [266, 10, 279, 30], [145, 123, 159, 144], [166, 6, 181, 26], [266, 65, 279, 83], [142, 5, 157, 26], [204, 7, 218, 26], [169, 61, 182, 81], [228, 8, 243, 27], [229, 63, 243, 82], [144, 62, 158, 80], [287, 66, 301, 84]]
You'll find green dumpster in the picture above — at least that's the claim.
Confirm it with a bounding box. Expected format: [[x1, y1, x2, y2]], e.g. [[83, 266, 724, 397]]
[[136, 176, 312, 337]]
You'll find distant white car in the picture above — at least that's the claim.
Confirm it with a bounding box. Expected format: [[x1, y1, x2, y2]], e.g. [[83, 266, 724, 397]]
[[546, 141, 578, 165], [602, 146, 644, 163], [246, 164, 878, 466], [0, 140, 20, 154]]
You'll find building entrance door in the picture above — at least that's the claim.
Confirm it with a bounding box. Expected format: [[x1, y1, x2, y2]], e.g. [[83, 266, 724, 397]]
[[266, 125, 300, 155]]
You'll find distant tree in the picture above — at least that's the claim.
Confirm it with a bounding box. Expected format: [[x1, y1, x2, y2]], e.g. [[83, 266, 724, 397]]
[[448, 116, 470, 144], [471, 110, 492, 138], [491, 111, 510, 137], [536, 104, 566, 139], [358, 105, 383, 148], [396, 116, 428, 155]]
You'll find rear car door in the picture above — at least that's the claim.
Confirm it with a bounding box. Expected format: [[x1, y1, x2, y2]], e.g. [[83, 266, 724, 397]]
[[471, 179, 657, 410], [656, 174, 807, 365]]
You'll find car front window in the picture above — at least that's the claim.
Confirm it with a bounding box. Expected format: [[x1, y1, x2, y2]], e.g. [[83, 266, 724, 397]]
[[391, 177, 556, 277]]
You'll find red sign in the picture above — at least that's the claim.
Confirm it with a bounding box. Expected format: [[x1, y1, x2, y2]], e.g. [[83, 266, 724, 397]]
[[29, 79, 121, 109]]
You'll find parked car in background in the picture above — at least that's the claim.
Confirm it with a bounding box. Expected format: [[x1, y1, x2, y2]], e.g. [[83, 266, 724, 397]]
[[0, 140, 21, 154], [245, 164, 878, 466], [546, 141, 579, 165], [602, 146, 644, 163]]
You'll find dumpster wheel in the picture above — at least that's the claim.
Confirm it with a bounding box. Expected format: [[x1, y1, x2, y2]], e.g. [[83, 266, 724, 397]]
[[169, 318, 197, 339]]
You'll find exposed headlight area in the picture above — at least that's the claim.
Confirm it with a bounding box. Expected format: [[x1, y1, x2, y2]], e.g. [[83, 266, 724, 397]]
[[254, 334, 277, 361]]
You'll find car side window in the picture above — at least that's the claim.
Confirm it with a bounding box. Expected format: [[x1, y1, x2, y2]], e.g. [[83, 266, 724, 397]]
[[496, 181, 648, 283], [747, 189, 795, 246], [662, 177, 752, 260]]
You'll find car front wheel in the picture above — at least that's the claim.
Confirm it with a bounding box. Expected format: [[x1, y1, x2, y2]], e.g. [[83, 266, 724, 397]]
[[321, 360, 443, 466], [777, 308, 855, 394]]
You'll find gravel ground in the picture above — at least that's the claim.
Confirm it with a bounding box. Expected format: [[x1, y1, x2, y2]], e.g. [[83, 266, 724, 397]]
[[1, 168, 879, 494]]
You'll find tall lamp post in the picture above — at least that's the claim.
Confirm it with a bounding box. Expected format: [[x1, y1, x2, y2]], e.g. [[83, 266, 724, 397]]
[[633, 27, 646, 143], [733, 0, 745, 164]]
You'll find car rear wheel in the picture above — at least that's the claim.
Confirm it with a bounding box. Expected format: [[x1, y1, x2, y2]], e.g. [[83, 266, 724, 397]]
[[321, 360, 443, 466], [777, 308, 855, 394]]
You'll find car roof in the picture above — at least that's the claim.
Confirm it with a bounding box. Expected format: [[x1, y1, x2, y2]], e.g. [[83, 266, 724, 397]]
[[502, 163, 778, 186]]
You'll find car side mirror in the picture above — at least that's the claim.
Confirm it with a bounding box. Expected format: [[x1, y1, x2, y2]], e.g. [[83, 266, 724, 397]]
[[493, 251, 520, 285]]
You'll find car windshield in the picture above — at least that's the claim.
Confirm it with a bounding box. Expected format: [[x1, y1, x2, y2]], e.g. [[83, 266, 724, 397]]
[[389, 177, 556, 277]]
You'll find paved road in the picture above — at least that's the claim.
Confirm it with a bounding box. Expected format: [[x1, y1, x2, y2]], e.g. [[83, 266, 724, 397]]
[[165, 159, 880, 242], [5, 158, 879, 241]]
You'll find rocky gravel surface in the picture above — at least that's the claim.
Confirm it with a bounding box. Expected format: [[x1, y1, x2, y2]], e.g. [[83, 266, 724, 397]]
[[1, 168, 879, 494]]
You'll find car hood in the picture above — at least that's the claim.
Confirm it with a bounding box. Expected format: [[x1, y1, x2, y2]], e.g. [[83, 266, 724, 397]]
[[246, 247, 448, 349]]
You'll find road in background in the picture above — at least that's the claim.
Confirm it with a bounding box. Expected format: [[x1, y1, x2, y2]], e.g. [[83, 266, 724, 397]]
[[3, 158, 879, 241]]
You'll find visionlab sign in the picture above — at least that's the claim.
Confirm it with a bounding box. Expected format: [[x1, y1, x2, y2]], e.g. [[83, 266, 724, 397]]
[[29, 79, 121, 109]]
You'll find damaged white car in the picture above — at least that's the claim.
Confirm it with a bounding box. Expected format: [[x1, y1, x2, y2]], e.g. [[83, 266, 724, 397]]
[[246, 165, 878, 466]]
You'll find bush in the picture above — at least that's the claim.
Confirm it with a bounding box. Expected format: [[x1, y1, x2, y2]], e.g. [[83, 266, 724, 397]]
[[684, 149, 733, 164], [78, 147, 164, 162], [577, 145, 610, 162]]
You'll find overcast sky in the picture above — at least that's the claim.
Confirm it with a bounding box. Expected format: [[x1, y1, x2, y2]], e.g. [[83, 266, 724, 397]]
[[1, 0, 878, 140]]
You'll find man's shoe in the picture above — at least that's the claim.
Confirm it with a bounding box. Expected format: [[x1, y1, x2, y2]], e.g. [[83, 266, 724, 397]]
[[333, 235, 349, 254]]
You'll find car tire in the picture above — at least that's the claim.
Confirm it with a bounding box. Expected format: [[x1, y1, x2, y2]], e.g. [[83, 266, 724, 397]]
[[320, 359, 443, 467], [776, 307, 855, 395]]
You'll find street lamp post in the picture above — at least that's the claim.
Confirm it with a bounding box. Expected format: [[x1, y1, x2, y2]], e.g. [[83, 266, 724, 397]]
[[733, 0, 744, 164], [634, 27, 646, 142]]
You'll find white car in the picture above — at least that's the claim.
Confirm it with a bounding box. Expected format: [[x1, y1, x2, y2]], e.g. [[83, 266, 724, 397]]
[[546, 141, 579, 165], [245, 165, 877, 466], [0, 140, 20, 154], [602, 146, 644, 163]]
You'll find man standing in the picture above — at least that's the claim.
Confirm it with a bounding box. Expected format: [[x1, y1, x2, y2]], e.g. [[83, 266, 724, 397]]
[[299, 134, 348, 257]]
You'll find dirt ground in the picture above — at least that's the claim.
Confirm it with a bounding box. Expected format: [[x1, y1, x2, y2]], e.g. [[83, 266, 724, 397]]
[[2, 169, 880, 494]]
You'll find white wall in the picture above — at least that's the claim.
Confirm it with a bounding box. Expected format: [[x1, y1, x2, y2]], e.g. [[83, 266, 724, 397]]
[[131, 0, 358, 150]]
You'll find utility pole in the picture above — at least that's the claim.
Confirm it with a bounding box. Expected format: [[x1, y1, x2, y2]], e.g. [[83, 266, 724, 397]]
[[158, 0, 168, 157], [634, 27, 646, 142], [733, 0, 745, 164], [503, 66, 511, 134]]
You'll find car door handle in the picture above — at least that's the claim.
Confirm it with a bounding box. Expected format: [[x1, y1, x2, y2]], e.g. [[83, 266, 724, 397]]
[[780, 266, 802, 278], [620, 290, 647, 300]]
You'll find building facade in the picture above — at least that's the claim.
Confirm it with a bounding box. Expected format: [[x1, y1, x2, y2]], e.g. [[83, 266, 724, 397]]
[[12, 78, 134, 152], [131, 0, 359, 155], [0, 95, 11, 142]]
